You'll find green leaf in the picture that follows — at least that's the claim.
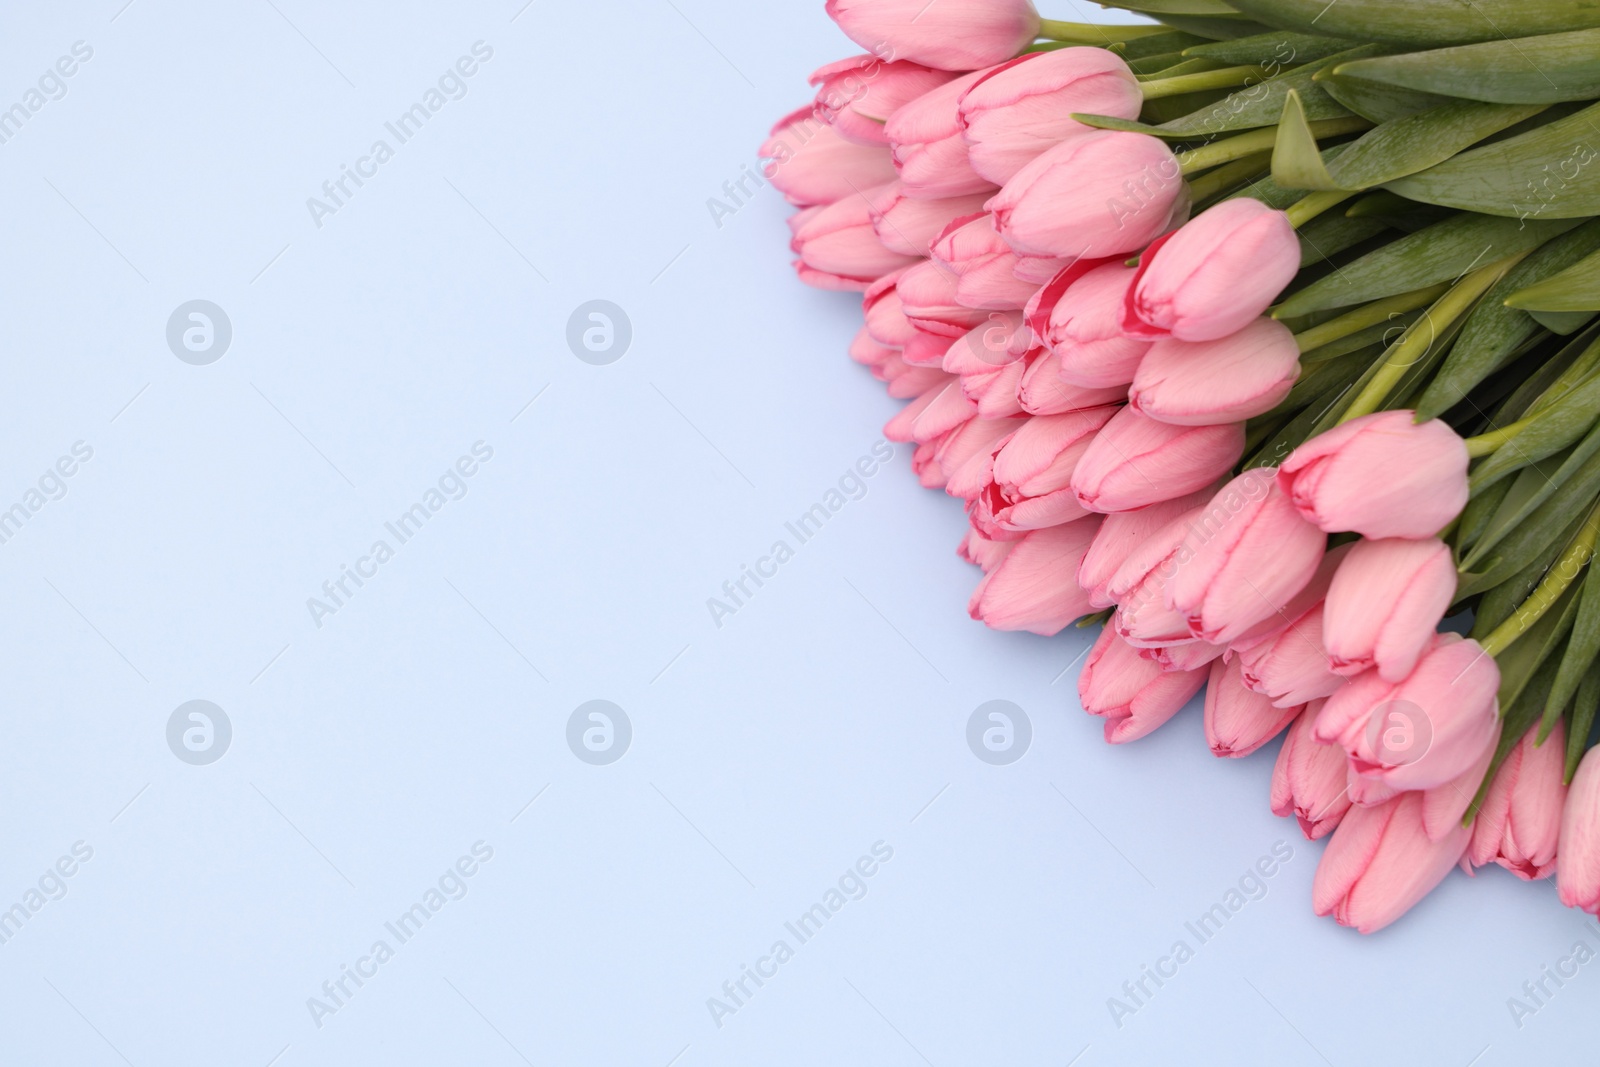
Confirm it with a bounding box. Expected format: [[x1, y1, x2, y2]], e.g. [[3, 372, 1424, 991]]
[[1273, 213, 1581, 317], [1489, 579, 1581, 714], [1385, 102, 1600, 220], [1331, 28, 1600, 104], [1343, 191, 1453, 231], [1183, 30, 1356, 65], [1532, 310, 1598, 335], [1565, 659, 1600, 782], [1415, 221, 1600, 418], [1456, 458, 1600, 599], [1135, 56, 1226, 80], [1544, 552, 1600, 740], [1151, 13, 1276, 41], [1124, 52, 1194, 76], [1470, 645, 1567, 821], [1298, 213, 1388, 266], [1099, 0, 1239, 14], [1271, 89, 1339, 189], [1462, 439, 1596, 573], [1456, 475, 1512, 558], [1315, 70, 1454, 122], [1221, 0, 1600, 46], [1469, 504, 1573, 632], [1153, 46, 1373, 135], [1119, 30, 1213, 60], [1506, 247, 1600, 312]]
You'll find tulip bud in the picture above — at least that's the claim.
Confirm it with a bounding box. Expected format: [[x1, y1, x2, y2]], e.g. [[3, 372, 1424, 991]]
[[1205, 656, 1301, 757], [1272, 703, 1351, 839], [1314, 634, 1500, 792], [939, 415, 1022, 490], [1324, 537, 1457, 683], [827, 0, 1041, 72], [1167, 471, 1327, 646], [1078, 488, 1214, 609], [967, 407, 1116, 536], [1278, 411, 1470, 539], [863, 267, 919, 347], [1470, 723, 1566, 879], [1559, 745, 1600, 913], [988, 130, 1187, 259], [896, 259, 991, 337], [1106, 506, 1208, 649], [968, 518, 1102, 635], [1018, 348, 1128, 415], [791, 183, 922, 290], [1312, 791, 1470, 933], [1128, 317, 1300, 426], [1235, 602, 1347, 708], [1418, 723, 1498, 840], [958, 48, 1143, 184], [761, 105, 899, 206], [868, 182, 993, 256], [885, 70, 997, 199], [1045, 261, 1152, 388], [1123, 198, 1300, 342], [1071, 406, 1244, 514], [811, 55, 956, 147], [1079, 624, 1208, 743], [930, 213, 1040, 310], [1144, 639, 1226, 673]]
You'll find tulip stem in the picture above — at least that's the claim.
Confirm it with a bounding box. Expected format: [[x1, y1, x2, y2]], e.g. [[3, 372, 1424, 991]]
[[1036, 19, 1174, 43], [1464, 417, 1536, 458], [1337, 256, 1524, 424], [1178, 117, 1370, 175], [1290, 284, 1450, 354], [1140, 64, 1268, 100], [1184, 152, 1272, 203], [1480, 499, 1600, 658], [1284, 190, 1356, 229]]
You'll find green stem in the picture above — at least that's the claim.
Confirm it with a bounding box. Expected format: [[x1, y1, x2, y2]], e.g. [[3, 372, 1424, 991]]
[[1464, 417, 1535, 458], [1178, 116, 1369, 175], [1480, 500, 1600, 657], [1184, 152, 1272, 203], [1337, 256, 1523, 423], [1289, 285, 1450, 354], [1036, 19, 1172, 43], [1284, 190, 1355, 229], [1141, 64, 1266, 101]]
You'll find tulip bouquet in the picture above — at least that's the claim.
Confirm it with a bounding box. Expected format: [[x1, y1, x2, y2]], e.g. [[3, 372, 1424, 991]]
[[767, 0, 1600, 931]]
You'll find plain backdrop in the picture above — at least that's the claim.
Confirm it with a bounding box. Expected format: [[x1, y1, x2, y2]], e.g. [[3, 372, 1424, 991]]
[[0, 1, 1594, 1064]]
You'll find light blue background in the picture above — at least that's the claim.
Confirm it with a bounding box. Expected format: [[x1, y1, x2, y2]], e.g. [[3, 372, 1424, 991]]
[[0, 1, 1594, 1064]]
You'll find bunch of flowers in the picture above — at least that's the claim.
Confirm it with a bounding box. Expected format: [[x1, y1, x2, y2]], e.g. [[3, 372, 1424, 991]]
[[766, 0, 1600, 932]]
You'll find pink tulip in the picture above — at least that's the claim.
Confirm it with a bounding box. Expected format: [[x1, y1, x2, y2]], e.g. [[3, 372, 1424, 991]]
[[1419, 722, 1498, 840], [967, 407, 1116, 536], [1071, 406, 1244, 514], [942, 311, 1025, 376], [1324, 537, 1457, 683], [884, 359, 952, 400], [896, 259, 991, 337], [868, 182, 993, 256], [863, 267, 919, 347], [885, 70, 997, 199], [937, 415, 1022, 488], [1235, 603, 1346, 708], [827, 0, 1041, 72], [791, 183, 922, 290], [1467, 723, 1566, 879], [1314, 634, 1500, 792], [762, 106, 900, 206], [968, 518, 1102, 634], [1559, 746, 1600, 913], [1128, 317, 1300, 426], [1205, 656, 1301, 758], [988, 131, 1187, 259], [849, 326, 897, 376], [1045, 261, 1152, 388], [1123, 198, 1300, 341], [1168, 471, 1327, 646], [1313, 791, 1470, 933], [884, 376, 954, 443], [1144, 639, 1226, 673], [902, 328, 957, 367], [1272, 703, 1351, 839], [930, 213, 1040, 310], [1078, 489, 1213, 609], [1278, 411, 1470, 539], [958, 48, 1143, 184], [910, 380, 979, 443], [958, 357, 1027, 419], [958, 527, 1012, 572], [1017, 347, 1128, 415], [811, 55, 956, 147], [1079, 625, 1208, 743], [1106, 506, 1212, 649]]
